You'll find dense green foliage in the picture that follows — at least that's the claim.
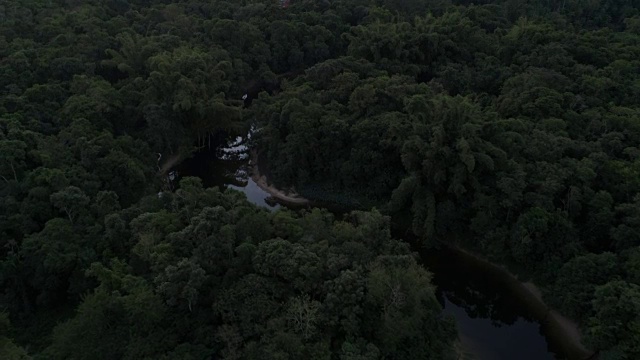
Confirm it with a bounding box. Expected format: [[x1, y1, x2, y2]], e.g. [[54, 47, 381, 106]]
[[251, 1, 640, 358], [40, 180, 455, 359], [1, 0, 640, 358], [0, 0, 459, 358]]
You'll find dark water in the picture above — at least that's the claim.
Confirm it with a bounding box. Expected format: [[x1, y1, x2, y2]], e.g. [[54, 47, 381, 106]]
[[444, 296, 552, 360], [172, 135, 578, 360], [423, 247, 563, 359]]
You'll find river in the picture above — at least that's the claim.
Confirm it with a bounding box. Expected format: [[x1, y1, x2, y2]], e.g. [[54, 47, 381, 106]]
[[423, 247, 581, 360], [171, 133, 590, 360]]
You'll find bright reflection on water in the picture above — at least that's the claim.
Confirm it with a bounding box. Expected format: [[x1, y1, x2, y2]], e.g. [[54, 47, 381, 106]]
[[228, 178, 280, 211], [173, 131, 280, 211]]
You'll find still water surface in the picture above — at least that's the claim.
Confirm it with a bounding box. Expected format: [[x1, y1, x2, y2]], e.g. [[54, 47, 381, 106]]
[[424, 248, 558, 359], [173, 134, 569, 360]]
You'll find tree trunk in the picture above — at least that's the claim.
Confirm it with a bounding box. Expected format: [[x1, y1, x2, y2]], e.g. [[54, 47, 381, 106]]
[[10, 161, 17, 181]]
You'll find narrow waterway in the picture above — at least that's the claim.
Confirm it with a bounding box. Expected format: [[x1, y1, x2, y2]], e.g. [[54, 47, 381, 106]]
[[171, 133, 589, 360]]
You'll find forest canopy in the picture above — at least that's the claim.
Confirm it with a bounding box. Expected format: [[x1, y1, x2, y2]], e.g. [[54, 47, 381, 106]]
[[1, 0, 640, 359], [253, 2, 640, 357]]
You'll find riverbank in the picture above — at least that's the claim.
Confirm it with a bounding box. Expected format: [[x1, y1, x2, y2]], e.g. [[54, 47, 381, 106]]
[[448, 246, 595, 360], [158, 152, 184, 175], [165, 143, 594, 360], [249, 150, 310, 206]]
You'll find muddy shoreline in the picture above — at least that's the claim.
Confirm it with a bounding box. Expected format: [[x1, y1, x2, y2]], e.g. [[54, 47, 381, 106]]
[[249, 150, 310, 206]]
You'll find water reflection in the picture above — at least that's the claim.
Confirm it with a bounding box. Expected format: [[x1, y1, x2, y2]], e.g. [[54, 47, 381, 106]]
[[228, 178, 280, 211], [443, 295, 553, 360], [173, 132, 280, 211], [424, 247, 561, 360]]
